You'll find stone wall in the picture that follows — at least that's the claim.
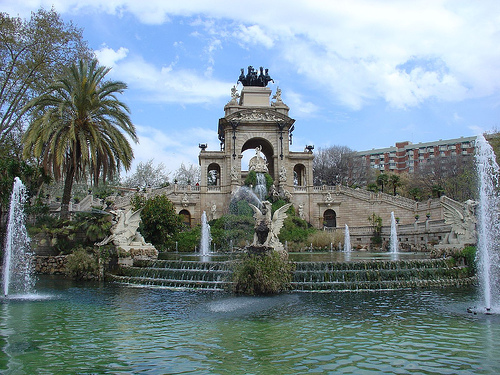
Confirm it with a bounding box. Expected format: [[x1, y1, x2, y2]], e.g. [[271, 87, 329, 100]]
[[35, 255, 68, 275]]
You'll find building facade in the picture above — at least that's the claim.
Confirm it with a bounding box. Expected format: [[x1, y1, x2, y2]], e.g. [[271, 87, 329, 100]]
[[356, 137, 476, 174]]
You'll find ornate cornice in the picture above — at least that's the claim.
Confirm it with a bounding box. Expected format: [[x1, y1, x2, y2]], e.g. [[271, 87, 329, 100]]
[[224, 109, 293, 124]]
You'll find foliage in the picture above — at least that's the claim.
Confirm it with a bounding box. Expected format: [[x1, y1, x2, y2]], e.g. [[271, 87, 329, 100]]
[[264, 173, 274, 191], [28, 211, 112, 254], [271, 199, 295, 216], [232, 252, 295, 295], [74, 211, 112, 242], [244, 170, 257, 187], [0, 157, 51, 213], [66, 246, 99, 280], [229, 199, 254, 216], [368, 213, 383, 246], [0, 8, 92, 153], [453, 246, 477, 275], [367, 183, 379, 193], [130, 193, 147, 211], [139, 195, 183, 249], [389, 174, 402, 196], [210, 215, 254, 251], [174, 226, 201, 252], [279, 215, 315, 245], [401, 153, 476, 202], [376, 173, 389, 193], [92, 182, 118, 200], [22, 59, 138, 218], [122, 158, 170, 189]]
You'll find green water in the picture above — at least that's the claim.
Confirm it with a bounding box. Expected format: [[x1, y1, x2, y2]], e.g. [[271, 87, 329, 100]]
[[1, 276, 499, 374]]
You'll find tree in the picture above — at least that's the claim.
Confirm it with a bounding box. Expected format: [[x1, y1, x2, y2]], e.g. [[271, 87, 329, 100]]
[[22, 59, 138, 218], [389, 174, 402, 196], [122, 159, 170, 189], [376, 173, 389, 193], [174, 163, 200, 185], [0, 9, 92, 153], [313, 145, 365, 186], [139, 195, 183, 249]]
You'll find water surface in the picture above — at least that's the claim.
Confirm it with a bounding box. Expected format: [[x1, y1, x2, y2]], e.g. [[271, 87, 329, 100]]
[[1, 276, 499, 374]]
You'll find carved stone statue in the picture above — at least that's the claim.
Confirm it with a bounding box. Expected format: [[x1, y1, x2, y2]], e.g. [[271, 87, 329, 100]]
[[96, 209, 144, 247], [231, 165, 239, 181], [210, 202, 217, 220], [181, 193, 189, 207], [298, 203, 305, 220], [238, 66, 274, 87], [248, 201, 292, 254], [229, 85, 240, 104], [440, 198, 477, 245], [248, 145, 268, 173], [272, 87, 283, 103], [279, 165, 287, 182]]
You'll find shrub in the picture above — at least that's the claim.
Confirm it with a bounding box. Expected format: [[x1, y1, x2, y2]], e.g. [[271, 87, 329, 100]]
[[66, 247, 99, 280], [174, 226, 201, 252], [232, 251, 295, 295], [210, 215, 254, 251], [140, 194, 183, 249], [307, 230, 344, 249]]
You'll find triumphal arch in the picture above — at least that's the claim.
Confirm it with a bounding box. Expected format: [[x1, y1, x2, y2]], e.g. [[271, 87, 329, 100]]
[[196, 66, 313, 223]]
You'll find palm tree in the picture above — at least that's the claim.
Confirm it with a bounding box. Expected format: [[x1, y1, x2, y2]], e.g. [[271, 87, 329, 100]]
[[389, 174, 402, 196], [376, 173, 389, 193], [22, 59, 138, 218]]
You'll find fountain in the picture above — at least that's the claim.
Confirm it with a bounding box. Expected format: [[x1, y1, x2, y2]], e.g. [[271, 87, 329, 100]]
[[474, 134, 500, 313], [2, 177, 35, 297], [344, 224, 351, 261], [200, 211, 212, 259], [343, 224, 351, 253], [390, 211, 399, 261]]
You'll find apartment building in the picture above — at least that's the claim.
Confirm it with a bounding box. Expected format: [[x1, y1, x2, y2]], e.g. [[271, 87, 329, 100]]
[[356, 136, 477, 174]]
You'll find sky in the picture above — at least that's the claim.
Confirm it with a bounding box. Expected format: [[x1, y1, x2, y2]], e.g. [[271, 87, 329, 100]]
[[3, 0, 500, 176]]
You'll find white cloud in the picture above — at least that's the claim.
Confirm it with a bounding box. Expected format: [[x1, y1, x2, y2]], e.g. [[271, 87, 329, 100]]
[[6, 0, 500, 110], [97, 51, 232, 104], [235, 25, 274, 49], [126, 124, 219, 175], [283, 90, 319, 118], [94, 45, 128, 67]]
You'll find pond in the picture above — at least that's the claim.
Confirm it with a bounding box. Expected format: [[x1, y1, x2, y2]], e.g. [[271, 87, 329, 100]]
[[1, 276, 499, 374]]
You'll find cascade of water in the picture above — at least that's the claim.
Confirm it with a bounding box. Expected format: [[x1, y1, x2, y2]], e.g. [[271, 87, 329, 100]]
[[344, 224, 351, 253], [475, 134, 500, 312], [200, 211, 211, 257], [254, 172, 267, 202], [2, 177, 35, 297], [390, 212, 398, 254]]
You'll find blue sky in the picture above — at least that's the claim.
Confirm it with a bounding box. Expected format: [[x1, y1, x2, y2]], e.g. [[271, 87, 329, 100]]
[[4, 1, 500, 175]]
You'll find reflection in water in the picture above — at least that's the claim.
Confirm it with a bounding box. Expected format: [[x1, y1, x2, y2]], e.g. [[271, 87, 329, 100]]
[[0, 276, 499, 374]]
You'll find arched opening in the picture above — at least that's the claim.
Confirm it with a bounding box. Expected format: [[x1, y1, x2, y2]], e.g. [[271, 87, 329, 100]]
[[294, 164, 306, 186], [323, 209, 337, 228], [207, 163, 221, 186], [179, 209, 191, 227], [241, 138, 275, 178]]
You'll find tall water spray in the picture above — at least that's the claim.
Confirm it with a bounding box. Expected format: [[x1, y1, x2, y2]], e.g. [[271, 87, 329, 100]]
[[200, 211, 212, 257], [344, 224, 351, 253], [2, 177, 35, 297], [390, 212, 398, 254], [475, 134, 500, 312], [343, 224, 352, 261]]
